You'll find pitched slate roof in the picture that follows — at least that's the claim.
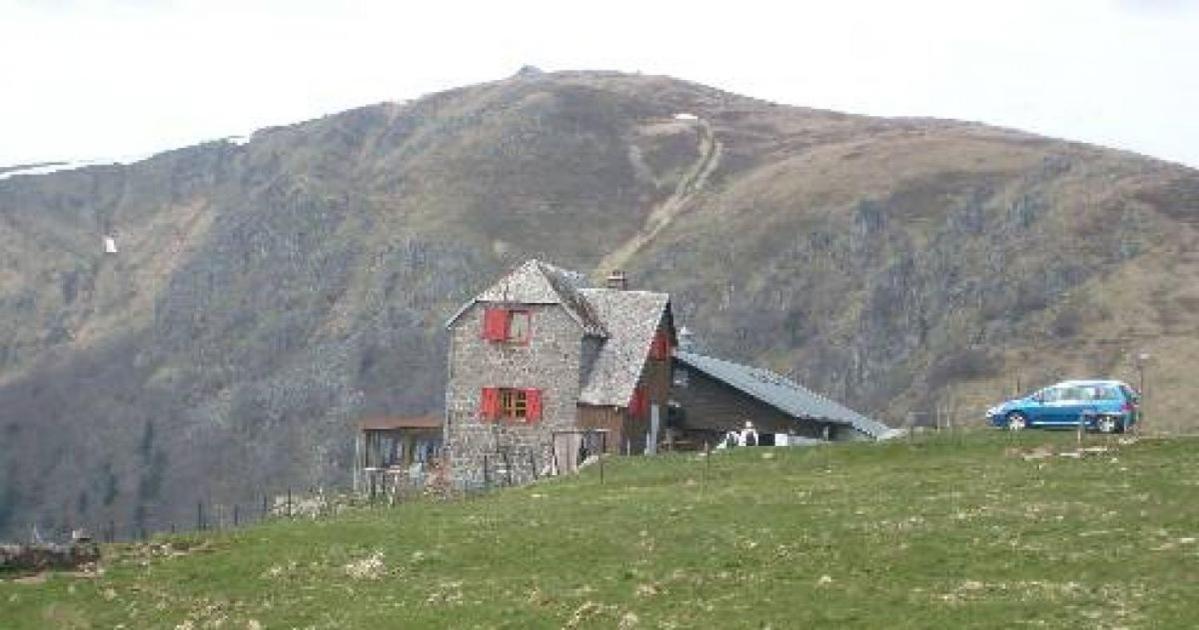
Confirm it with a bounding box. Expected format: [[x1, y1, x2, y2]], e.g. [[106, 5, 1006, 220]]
[[674, 351, 898, 440], [577, 289, 671, 407], [446, 259, 671, 408], [445, 259, 607, 336]]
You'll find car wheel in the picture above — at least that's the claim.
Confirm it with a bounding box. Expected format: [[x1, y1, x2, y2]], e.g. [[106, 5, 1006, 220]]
[[1006, 412, 1028, 431], [1096, 415, 1118, 434]]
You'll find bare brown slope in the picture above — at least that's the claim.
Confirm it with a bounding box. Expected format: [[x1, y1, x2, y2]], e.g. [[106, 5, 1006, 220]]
[[1, 70, 1197, 538]]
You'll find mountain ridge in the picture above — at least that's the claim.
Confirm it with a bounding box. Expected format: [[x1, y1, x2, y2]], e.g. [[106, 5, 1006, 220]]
[[1, 70, 1197, 539]]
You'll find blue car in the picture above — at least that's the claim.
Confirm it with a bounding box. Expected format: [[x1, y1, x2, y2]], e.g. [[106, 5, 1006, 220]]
[[986, 379, 1140, 433]]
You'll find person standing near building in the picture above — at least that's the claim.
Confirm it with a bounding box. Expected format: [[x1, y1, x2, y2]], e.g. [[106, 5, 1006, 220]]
[[740, 421, 758, 447]]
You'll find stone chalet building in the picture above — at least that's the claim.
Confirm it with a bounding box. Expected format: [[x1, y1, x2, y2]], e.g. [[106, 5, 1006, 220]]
[[443, 260, 675, 485], [438, 259, 894, 487]]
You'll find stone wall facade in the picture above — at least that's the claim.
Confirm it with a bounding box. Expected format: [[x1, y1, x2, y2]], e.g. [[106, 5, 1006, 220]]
[[445, 302, 584, 487]]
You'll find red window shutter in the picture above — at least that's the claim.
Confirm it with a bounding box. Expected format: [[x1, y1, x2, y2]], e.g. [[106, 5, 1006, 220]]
[[629, 387, 647, 418], [482, 308, 509, 341], [481, 387, 499, 421], [650, 331, 669, 360], [481, 309, 494, 339], [525, 388, 542, 422]]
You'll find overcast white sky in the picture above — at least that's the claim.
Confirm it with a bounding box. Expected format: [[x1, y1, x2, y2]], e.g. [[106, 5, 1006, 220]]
[[1, 0, 1197, 168]]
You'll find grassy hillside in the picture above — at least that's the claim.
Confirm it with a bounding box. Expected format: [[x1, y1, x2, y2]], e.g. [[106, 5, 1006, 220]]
[[3, 433, 1198, 628], [2, 70, 1198, 540]]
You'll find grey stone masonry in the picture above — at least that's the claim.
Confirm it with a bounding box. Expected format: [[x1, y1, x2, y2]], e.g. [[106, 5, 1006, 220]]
[[445, 302, 583, 486]]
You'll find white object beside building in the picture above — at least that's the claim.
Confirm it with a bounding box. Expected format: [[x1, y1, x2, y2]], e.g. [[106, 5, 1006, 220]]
[[103, 236, 118, 254]]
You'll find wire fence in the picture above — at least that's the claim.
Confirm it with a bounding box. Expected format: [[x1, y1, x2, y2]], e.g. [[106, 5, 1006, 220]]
[[13, 417, 1183, 549], [15, 440, 591, 547], [9, 484, 363, 547]]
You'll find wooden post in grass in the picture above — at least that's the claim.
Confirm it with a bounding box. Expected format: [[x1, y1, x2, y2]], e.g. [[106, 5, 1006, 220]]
[[286, 488, 292, 518], [551, 437, 560, 477], [600, 432, 607, 485], [503, 450, 514, 486], [703, 440, 711, 493], [197, 501, 205, 531], [233, 504, 240, 527], [483, 454, 490, 490], [529, 452, 538, 480]]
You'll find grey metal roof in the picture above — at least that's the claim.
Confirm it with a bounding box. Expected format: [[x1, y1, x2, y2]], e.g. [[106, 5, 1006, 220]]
[[577, 289, 670, 406], [673, 351, 898, 440]]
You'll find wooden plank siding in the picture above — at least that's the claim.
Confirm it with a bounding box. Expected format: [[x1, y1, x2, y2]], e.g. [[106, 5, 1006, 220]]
[[576, 404, 624, 453], [637, 341, 673, 451], [574, 321, 674, 454], [671, 364, 842, 441]]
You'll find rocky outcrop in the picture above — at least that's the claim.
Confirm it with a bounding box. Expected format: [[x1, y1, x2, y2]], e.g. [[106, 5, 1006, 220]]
[[0, 541, 100, 574]]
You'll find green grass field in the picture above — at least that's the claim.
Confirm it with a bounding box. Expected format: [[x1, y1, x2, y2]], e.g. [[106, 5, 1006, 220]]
[[3, 431, 1198, 629]]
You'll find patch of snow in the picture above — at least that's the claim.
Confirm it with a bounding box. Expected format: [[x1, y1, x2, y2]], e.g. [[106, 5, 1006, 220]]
[[0, 153, 149, 181], [0, 161, 89, 180], [222, 134, 251, 146], [673, 112, 699, 121]]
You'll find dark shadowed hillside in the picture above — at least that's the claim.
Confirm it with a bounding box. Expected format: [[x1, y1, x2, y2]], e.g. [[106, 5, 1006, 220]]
[[2, 70, 1197, 538]]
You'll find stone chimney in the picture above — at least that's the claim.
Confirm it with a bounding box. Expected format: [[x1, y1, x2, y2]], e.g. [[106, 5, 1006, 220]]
[[605, 270, 628, 290]]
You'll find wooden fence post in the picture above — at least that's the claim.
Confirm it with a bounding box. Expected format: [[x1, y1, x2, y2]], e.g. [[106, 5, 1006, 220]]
[[703, 440, 711, 493], [551, 436, 560, 476], [602, 432, 608, 484], [599, 435, 605, 485]]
